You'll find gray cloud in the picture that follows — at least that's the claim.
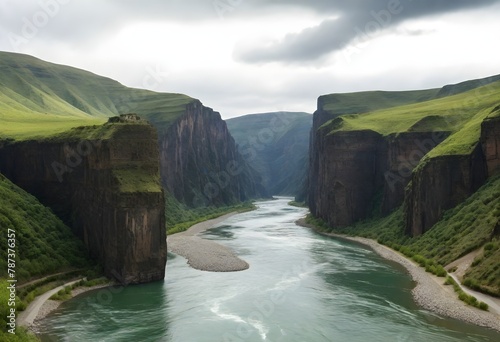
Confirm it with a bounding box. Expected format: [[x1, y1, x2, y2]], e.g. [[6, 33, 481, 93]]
[[2, 0, 497, 55], [234, 0, 500, 63]]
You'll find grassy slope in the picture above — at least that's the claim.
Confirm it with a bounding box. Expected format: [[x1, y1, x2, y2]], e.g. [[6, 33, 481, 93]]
[[322, 80, 500, 157], [319, 88, 439, 115], [0, 51, 193, 139]]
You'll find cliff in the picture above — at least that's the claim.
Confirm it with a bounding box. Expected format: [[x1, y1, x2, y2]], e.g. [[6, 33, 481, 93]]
[[0, 119, 166, 284], [404, 146, 487, 236], [309, 77, 500, 235], [481, 114, 500, 176], [158, 101, 266, 207]]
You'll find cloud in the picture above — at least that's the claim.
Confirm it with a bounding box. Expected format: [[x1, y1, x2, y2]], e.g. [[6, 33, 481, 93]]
[[234, 0, 500, 64]]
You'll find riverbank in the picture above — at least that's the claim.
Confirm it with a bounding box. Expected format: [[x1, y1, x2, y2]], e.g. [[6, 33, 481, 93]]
[[296, 218, 500, 332], [167, 212, 250, 272], [19, 280, 111, 334]]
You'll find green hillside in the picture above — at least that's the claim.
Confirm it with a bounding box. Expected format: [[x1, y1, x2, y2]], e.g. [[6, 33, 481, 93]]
[[0, 51, 193, 139], [322, 79, 500, 158], [227, 112, 312, 196], [0, 174, 91, 281], [319, 88, 439, 115]]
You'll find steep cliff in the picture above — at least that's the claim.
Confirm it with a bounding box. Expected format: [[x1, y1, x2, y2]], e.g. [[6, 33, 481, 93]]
[[481, 113, 500, 176], [158, 101, 266, 207], [404, 145, 487, 236], [0, 118, 166, 284], [309, 76, 500, 235], [226, 112, 312, 196], [307, 89, 439, 209]]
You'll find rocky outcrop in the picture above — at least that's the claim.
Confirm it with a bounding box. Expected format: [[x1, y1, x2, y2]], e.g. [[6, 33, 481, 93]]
[[309, 117, 450, 227], [481, 115, 500, 176], [404, 145, 487, 236], [311, 128, 385, 227], [0, 120, 166, 284], [159, 100, 266, 207], [382, 132, 449, 214]]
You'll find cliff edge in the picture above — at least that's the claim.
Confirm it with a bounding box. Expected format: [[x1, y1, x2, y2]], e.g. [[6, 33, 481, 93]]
[[0, 116, 166, 284]]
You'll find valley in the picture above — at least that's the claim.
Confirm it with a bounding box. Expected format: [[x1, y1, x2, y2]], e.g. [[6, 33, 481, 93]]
[[0, 51, 499, 341]]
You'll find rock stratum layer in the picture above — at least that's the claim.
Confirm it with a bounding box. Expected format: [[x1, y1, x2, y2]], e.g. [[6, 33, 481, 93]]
[[0, 121, 166, 284]]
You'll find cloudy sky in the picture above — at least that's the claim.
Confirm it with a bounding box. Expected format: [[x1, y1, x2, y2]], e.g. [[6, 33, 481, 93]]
[[1, 0, 500, 118]]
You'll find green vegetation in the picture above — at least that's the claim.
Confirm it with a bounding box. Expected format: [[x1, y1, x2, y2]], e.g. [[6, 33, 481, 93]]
[[320, 89, 439, 115], [444, 276, 489, 311], [166, 191, 255, 235], [322, 80, 500, 158], [306, 175, 500, 297], [0, 174, 91, 280], [112, 167, 161, 193], [49, 277, 108, 301], [288, 201, 308, 208], [0, 51, 193, 140]]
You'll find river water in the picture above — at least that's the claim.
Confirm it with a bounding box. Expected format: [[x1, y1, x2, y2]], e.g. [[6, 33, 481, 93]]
[[39, 197, 500, 341]]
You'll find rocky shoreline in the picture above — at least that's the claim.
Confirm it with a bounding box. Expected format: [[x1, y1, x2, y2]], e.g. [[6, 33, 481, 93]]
[[167, 212, 249, 272], [296, 218, 500, 333]]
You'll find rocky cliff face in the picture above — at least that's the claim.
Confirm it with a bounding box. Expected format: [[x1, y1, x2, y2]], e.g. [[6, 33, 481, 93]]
[[310, 127, 385, 227], [158, 101, 266, 207], [481, 115, 500, 176], [311, 110, 498, 236], [404, 146, 487, 236], [309, 112, 449, 227], [0, 121, 166, 284], [382, 132, 449, 215]]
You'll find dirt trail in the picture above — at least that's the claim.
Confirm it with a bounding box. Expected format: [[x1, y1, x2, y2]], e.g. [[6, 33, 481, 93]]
[[18, 279, 83, 326]]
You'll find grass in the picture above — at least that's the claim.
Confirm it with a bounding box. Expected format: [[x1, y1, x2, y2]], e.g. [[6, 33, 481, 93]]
[[321, 81, 500, 158], [444, 276, 489, 311], [288, 201, 308, 208], [0, 51, 194, 140], [112, 167, 162, 193], [319, 88, 439, 115]]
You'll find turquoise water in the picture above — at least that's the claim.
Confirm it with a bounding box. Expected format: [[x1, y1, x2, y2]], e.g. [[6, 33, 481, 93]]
[[39, 198, 500, 341]]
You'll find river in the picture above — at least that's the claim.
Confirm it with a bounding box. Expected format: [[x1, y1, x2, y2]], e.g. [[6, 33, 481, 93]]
[[39, 197, 500, 341]]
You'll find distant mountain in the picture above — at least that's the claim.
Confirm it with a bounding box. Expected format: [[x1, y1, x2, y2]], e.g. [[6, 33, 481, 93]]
[[227, 112, 312, 196]]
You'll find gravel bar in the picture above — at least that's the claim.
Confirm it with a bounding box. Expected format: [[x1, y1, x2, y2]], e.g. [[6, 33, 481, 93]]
[[167, 213, 249, 272]]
